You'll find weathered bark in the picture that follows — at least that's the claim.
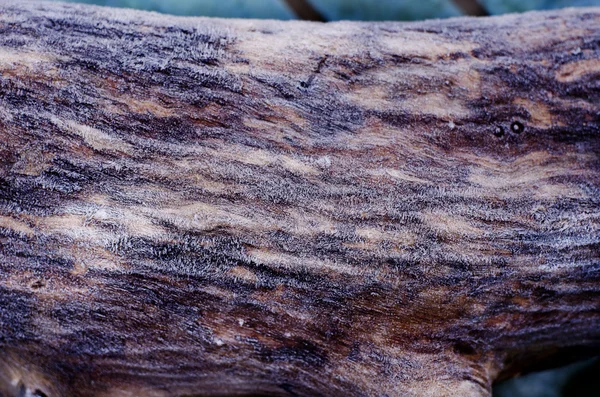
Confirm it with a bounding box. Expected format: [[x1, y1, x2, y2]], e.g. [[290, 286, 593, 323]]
[[0, 1, 598, 396]]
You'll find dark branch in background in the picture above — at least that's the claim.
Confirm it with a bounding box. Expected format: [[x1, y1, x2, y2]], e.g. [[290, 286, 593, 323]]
[[283, 0, 327, 22], [452, 0, 489, 16]]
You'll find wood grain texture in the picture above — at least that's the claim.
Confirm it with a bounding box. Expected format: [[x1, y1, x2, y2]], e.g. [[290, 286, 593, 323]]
[[0, 1, 598, 396]]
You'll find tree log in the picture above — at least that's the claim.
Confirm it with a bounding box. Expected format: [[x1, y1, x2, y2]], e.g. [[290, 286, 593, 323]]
[[0, 1, 599, 396]]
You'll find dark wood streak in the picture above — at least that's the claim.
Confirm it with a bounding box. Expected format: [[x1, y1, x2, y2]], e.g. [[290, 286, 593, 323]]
[[0, 1, 598, 396]]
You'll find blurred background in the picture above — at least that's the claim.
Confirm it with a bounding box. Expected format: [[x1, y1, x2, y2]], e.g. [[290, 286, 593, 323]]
[[41, 0, 600, 396], [44, 0, 600, 20]]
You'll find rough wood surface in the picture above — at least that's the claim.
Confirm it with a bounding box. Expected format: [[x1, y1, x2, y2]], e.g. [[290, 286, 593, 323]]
[[0, 1, 599, 396]]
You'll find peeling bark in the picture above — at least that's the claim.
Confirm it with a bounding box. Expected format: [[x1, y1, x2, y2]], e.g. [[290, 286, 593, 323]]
[[0, 1, 599, 396]]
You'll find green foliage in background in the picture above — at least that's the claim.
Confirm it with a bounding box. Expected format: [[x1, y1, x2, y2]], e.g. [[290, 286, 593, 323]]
[[53, 0, 295, 19], [493, 358, 600, 397], [46, 0, 600, 20], [482, 0, 600, 14]]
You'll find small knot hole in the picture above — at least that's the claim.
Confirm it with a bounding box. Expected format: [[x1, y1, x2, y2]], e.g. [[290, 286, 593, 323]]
[[511, 121, 524, 134], [493, 126, 504, 137]]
